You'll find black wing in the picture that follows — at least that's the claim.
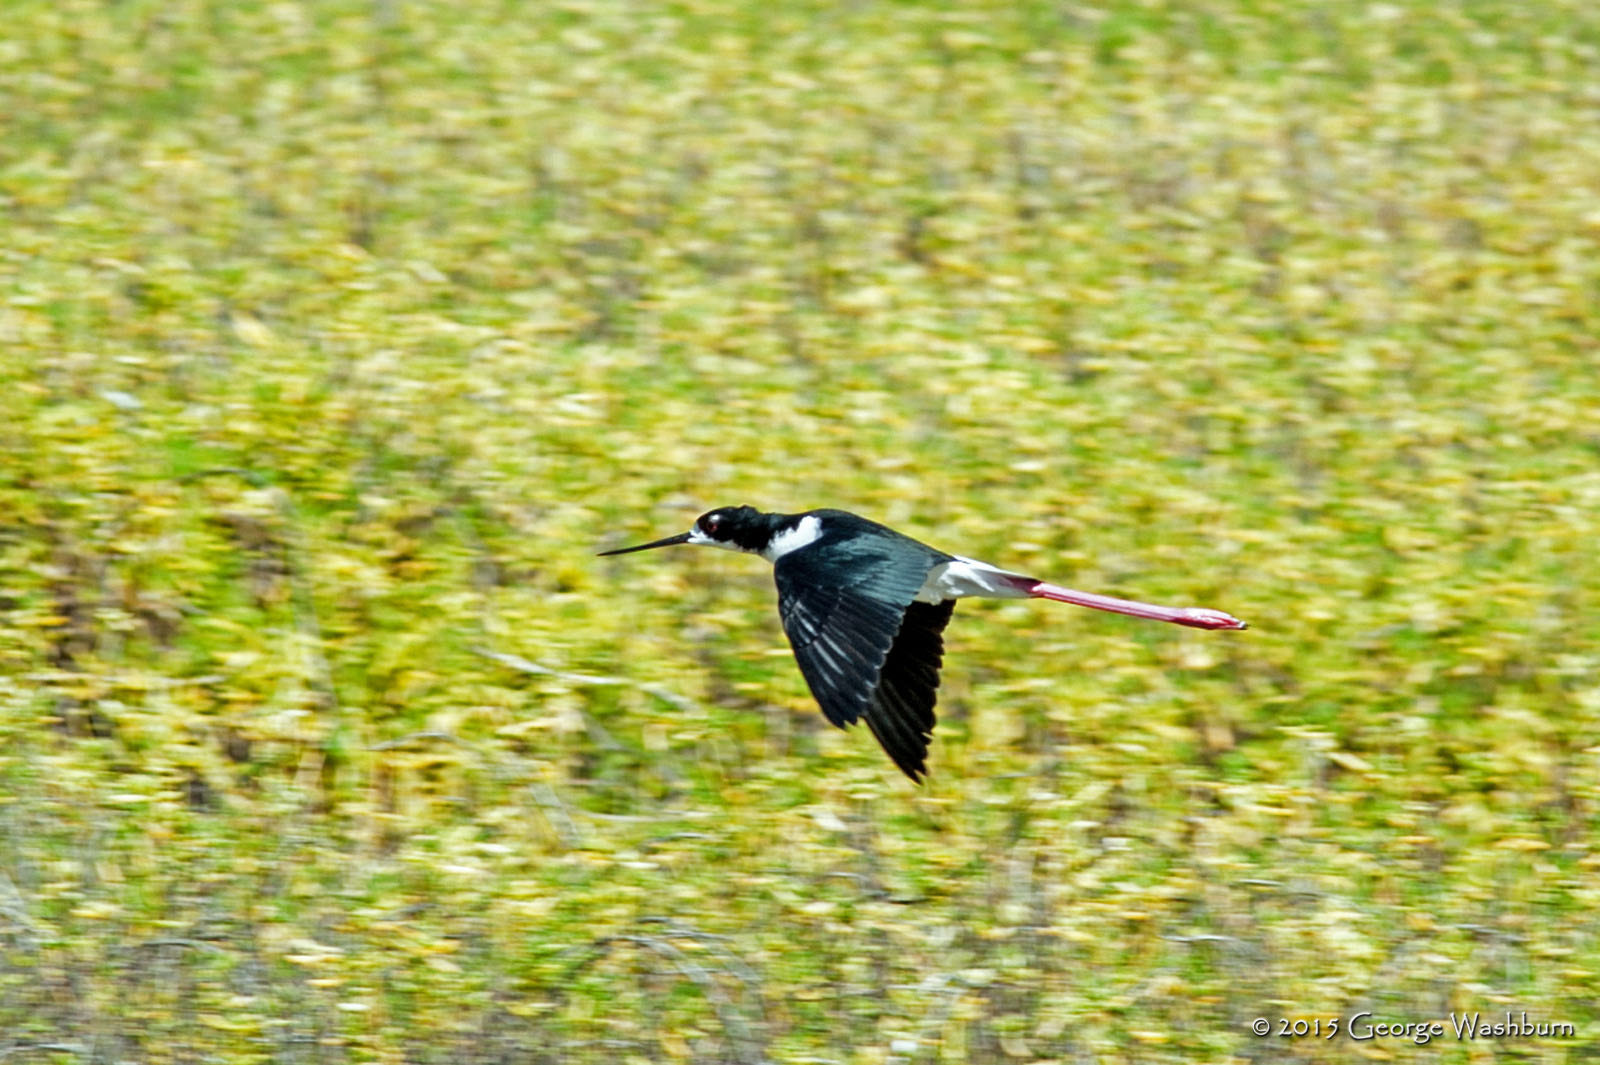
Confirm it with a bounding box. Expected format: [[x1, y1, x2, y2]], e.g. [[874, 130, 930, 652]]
[[861, 599, 954, 782], [773, 538, 953, 780]]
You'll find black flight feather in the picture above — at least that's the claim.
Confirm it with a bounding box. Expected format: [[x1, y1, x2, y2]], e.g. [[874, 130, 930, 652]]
[[773, 526, 953, 780], [860, 598, 954, 781]]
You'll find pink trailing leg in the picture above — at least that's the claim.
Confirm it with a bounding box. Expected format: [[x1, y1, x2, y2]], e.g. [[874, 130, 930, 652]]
[[1001, 576, 1248, 631]]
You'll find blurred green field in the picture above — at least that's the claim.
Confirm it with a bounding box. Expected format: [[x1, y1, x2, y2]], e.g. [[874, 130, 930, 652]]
[[3, 0, 1599, 1061]]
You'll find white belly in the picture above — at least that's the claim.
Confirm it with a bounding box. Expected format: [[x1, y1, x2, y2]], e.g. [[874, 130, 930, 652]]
[[915, 556, 1033, 603]]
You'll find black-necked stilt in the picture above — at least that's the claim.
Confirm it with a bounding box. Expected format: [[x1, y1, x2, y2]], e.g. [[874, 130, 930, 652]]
[[599, 506, 1246, 781]]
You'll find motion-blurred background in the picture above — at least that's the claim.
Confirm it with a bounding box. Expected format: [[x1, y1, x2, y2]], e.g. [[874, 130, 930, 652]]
[[3, 1, 1598, 1060]]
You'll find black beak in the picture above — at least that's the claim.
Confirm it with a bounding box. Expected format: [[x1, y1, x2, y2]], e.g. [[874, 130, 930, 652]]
[[597, 530, 693, 556]]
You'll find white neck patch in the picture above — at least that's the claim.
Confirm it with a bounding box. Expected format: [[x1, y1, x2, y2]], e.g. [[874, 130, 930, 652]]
[[760, 514, 822, 561]]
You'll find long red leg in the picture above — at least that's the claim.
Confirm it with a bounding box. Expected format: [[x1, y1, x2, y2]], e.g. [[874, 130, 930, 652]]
[[1001, 576, 1247, 631]]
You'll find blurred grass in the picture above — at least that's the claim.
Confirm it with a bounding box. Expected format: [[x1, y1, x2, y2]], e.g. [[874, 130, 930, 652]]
[[2, 0, 1599, 1061]]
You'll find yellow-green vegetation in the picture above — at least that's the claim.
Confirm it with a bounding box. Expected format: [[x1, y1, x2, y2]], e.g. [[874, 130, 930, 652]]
[[3, 0, 1598, 1060]]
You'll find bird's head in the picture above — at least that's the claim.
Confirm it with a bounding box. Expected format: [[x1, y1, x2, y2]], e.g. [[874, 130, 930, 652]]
[[597, 505, 767, 556]]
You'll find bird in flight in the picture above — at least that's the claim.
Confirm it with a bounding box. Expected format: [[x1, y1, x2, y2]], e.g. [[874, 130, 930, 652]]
[[599, 506, 1246, 781]]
